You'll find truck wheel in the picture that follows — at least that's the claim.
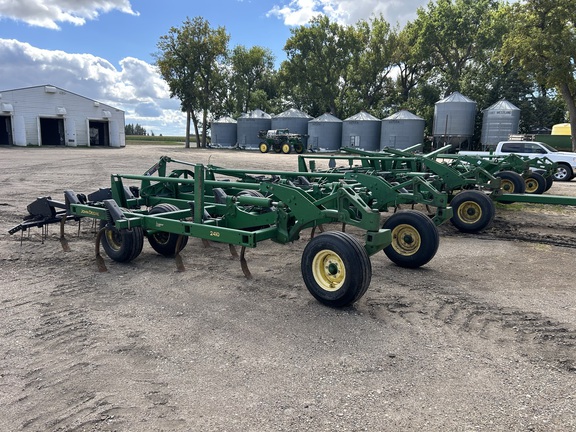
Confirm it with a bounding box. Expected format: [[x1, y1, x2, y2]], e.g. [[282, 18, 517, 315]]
[[554, 163, 573, 182], [147, 204, 188, 256], [495, 171, 526, 194], [450, 190, 495, 233], [294, 143, 305, 154], [281, 143, 291, 154], [259, 142, 270, 153], [524, 172, 547, 194], [301, 232, 371, 307], [382, 210, 439, 268], [100, 222, 144, 263]]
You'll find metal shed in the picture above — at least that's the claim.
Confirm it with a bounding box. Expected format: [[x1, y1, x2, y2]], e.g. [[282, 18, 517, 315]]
[[0, 84, 125, 147], [341, 111, 381, 151]]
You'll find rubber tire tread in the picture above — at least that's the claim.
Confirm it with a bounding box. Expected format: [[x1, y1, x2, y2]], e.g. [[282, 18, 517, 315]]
[[382, 210, 439, 268], [450, 190, 495, 233], [301, 231, 371, 308], [147, 203, 189, 257], [100, 220, 144, 263]]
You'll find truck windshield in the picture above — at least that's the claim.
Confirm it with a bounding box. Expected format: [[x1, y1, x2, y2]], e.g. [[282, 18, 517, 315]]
[[540, 142, 559, 152]]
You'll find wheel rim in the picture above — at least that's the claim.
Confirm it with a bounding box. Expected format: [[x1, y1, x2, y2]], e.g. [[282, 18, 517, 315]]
[[105, 229, 123, 251], [500, 179, 515, 193], [152, 232, 170, 245], [282, 144, 290, 153], [525, 178, 538, 193], [259, 143, 267, 152], [391, 224, 421, 256], [457, 201, 482, 224], [312, 249, 346, 291], [555, 167, 568, 180]]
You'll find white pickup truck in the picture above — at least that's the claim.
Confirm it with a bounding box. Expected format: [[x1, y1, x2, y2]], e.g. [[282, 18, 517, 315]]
[[459, 140, 576, 181]]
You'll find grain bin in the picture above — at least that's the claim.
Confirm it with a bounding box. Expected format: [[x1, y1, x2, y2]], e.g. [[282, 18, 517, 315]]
[[480, 99, 520, 148], [380, 110, 425, 150], [211, 116, 237, 148], [271, 108, 312, 135], [236, 109, 272, 149], [433, 92, 477, 148], [307, 113, 342, 151], [341, 111, 381, 151]]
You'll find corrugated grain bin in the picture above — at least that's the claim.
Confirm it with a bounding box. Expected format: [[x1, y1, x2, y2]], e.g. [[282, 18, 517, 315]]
[[380, 110, 425, 150], [236, 109, 272, 149], [307, 113, 342, 151], [341, 111, 381, 151], [433, 92, 476, 141], [211, 116, 237, 147], [271, 108, 312, 135], [480, 99, 520, 147]]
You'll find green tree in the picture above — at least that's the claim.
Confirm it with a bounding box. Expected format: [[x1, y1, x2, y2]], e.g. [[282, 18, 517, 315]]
[[155, 16, 229, 148], [501, 0, 576, 149]]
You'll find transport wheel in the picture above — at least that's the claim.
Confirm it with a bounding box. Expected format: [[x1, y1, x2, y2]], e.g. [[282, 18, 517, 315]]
[[554, 163, 573, 182], [301, 231, 371, 307], [281, 143, 291, 154], [100, 222, 144, 263], [259, 142, 270, 153], [495, 171, 526, 194], [450, 190, 495, 233], [294, 143, 305, 154], [147, 203, 188, 256], [382, 210, 439, 268], [524, 172, 547, 194], [544, 175, 554, 191]]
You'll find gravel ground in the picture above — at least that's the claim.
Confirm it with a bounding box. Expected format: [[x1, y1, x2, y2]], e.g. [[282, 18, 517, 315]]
[[0, 145, 575, 431]]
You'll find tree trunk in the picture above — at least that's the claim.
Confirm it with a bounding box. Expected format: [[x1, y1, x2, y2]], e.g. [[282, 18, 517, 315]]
[[201, 107, 208, 148], [191, 111, 201, 148], [185, 110, 191, 148], [559, 82, 576, 151]]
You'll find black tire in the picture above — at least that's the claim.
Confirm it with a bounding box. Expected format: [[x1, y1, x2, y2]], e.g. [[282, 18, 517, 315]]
[[495, 170, 526, 194], [281, 143, 291, 154], [294, 143, 305, 154], [259, 142, 269, 153], [147, 204, 188, 256], [554, 163, 573, 182], [524, 172, 547, 194], [544, 175, 554, 191], [100, 221, 144, 263], [382, 210, 439, 268], [273, 143, 282, 153], [301, 231, 371, 307], [450, 190, 495, 233]]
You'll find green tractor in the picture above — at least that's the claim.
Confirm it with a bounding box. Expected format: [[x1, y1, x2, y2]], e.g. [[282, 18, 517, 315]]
[[258, 129, 306, 154]]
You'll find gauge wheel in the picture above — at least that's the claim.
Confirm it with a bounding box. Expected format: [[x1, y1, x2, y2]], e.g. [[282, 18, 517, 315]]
[[544, 175, 554, 191], [382, 210, 439, 268], [147, 203, 188, 256], [450, 190, 495, 233], [301, 231, 371, 307], [99, 221, 144, 263], [495, 171, 526, 194], [524, 172, 546, 194]]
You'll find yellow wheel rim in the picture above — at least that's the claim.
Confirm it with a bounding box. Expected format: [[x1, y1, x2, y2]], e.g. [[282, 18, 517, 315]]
[[391, 224, 421, 257], [105, 229, 122, 251], [282, 144, 290, 153], [525, 178, 538, 193], [259, 143, 267, 152], [312, 249, 345, 291], [456, 201, 482, 224], [500, 179, 515, 193]]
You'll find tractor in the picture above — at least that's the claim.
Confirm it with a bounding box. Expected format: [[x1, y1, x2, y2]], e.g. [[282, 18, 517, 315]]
[[258, 129, 306, 154]]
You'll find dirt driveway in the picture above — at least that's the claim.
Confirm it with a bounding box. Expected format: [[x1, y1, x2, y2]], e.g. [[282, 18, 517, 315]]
[[1, 145, 575, 431]]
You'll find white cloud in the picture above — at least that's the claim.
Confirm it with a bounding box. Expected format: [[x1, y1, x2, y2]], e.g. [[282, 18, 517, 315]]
[[0, 39, 185, 135], [0, 0, 138, 29], [268, 0, 424, 26]]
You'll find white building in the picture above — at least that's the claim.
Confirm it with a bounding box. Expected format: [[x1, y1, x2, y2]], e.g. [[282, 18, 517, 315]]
[[0, 85, 125, 147]]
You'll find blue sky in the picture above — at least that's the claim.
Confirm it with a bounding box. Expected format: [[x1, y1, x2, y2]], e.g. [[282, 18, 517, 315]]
[[0, 0, 427, 135]]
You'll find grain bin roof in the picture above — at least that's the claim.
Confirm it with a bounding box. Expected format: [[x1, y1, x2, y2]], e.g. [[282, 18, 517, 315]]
[[213, 116, 237, 124], [483, 99, 520, 112], [344, 111, 380, 121], [384, 110, 423, 121], [240, 109, 271, 119], [436, 91, 475, 104], [310, 113, 342, 123], [274, 108, 312, 119]]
